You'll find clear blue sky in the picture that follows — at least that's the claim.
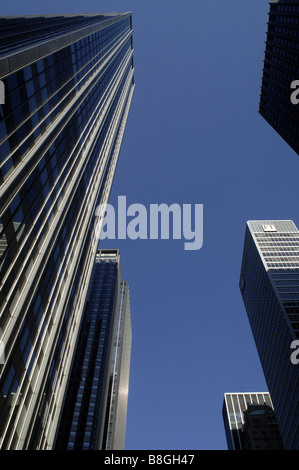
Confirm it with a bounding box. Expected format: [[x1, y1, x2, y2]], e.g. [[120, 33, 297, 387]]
[[3, 0, 299, 450]]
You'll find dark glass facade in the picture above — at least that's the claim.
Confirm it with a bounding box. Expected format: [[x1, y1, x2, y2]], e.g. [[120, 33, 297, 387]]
[[55, 250, 132, 450], [239, 220, 299, 450], [0, 13, 134, 449], [259, 0, 299, 154]]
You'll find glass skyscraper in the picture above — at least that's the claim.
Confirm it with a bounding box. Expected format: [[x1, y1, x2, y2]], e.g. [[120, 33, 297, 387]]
[[0, 13, 135, 449], [55, 249, 132, 450], [239, 220, 299, 450], [259, 0, 299, 154], [222, 392, 283, 450]]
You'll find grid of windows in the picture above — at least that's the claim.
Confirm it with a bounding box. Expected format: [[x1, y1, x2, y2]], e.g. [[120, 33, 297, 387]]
[[55, 250, 131, 450], [256, 232, 299, 268], [240, 220, 299, 450], [0, 15, 113, 57], [0, 18, 132, 182], [66, 257, 118, 450], [0, 13, 134, 450], [259, 1, 299, 155], [254, 228, 299, 337]]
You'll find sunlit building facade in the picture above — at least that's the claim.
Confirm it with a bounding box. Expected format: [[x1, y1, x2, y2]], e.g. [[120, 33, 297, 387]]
[[0, 13, 134, 449], [239, 220, 299, 449], [55, 249, 132, 450]]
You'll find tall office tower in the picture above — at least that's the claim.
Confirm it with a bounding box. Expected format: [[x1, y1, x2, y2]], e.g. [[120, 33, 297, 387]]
[[54, 249, 132, 450], [222, 392, 284, 450], [0, 14, 135, 449], [239, 220, 299, 450], [259, 1, 299, 154]]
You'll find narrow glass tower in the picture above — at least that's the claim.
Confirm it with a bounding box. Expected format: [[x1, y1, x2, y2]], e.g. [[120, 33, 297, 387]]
[[0, 13, 135, 449], [55, 249, 132, 450], [240, 220, 299, 449]]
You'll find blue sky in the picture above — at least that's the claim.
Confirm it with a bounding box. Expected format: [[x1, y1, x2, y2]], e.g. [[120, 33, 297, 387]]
[[3, 0, 299, 450]]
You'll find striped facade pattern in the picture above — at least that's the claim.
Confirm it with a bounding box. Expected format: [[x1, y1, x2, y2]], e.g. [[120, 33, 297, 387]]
[[0, 13, 134, 449]]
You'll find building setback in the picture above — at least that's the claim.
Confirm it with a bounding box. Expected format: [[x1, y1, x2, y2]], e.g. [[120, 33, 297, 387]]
[[259, 0, 299, 154], [55, 249, 132, 450], [0, 13, 134, 449], [222, 392, 284, 450], [239, 220, 299, 450]]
